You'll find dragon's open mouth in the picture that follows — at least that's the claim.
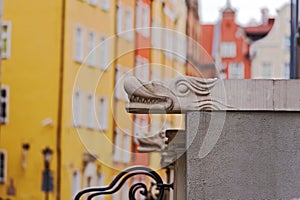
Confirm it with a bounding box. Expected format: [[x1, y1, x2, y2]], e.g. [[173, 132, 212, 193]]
[[124, 76, 174, 113], [129, 95, 166, 104]]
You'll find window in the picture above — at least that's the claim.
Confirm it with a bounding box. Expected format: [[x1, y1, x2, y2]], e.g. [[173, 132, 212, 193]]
[[164, 29, 173, 59], [0, 150, 7, 183], [113, 129, 131, 163], [73, 90, 83, 127], [163, 6, 176, 21], [100, 0, 109, 10], [134, 115, 148, 144], [151, 21, 162, 48], [86, 94, 95, 129], [74, 25, 84, 62], [132, 176, 146, 200], [124, 8, 133, 40], [142, 4, 150, 37], [112, 188, 120, 200], [83, 162, 97, 187], [2, 22, 11, 59], [71, 170, 81, 199], [228, 62, 244, 79], [261, 62, 273, 78], [99, 36, 110, 70], [135, 56, 149, 82], [174, 34, 187, 64], [121, 182, 129, 199], [97, 173, 105, 200], [123, 132, 131, 163], [98, 97, 108, 131], [115, 65, 130, 101], [116, 3, 123, 34], [284, 36, 290, 52], [0, 86, 9, 124], [87, 31, 97, 67], [136, 1, 150, 37], [220, 42, 236, 58], [284, 62, 290, 79], [112, 130, 122, 162], [88, 0, 97, 6], [136, 1, 142, 30], [151, 65, 162, 81]]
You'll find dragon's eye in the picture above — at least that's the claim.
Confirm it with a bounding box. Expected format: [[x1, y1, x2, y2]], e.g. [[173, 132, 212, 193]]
[[178, 84, 188, 94]]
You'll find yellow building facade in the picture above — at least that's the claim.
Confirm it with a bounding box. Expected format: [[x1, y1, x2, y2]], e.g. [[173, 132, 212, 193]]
[[0, 0, 117, 199], [0, 0, 188, 199]]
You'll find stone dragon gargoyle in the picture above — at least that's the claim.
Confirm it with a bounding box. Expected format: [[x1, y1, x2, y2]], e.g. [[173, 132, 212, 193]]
[[136, 132, 168, 152], [124, 75, 228, 114]]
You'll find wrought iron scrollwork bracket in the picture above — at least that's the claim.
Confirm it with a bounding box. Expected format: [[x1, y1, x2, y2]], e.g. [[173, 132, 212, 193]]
[[74, 166, 173, 200]]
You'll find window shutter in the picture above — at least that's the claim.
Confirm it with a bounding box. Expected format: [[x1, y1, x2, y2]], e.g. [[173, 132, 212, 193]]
[[0, 86, 9, 124], [0, 150, 7, 183]]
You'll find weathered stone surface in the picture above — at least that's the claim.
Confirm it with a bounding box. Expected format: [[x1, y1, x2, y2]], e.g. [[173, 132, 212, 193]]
[[186, 111, 300, 199]]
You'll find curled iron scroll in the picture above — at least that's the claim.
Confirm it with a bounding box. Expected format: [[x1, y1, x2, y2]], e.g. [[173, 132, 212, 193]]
[[74, 166, 173, 200]]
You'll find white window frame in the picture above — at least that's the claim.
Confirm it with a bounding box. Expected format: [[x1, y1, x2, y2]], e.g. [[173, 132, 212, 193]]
[[220, 42, 236, 58], [83, 162, 98, 187], [284, 35, 290, 52], [2, 21, 11, 59], [228, 62, 244, 79], [284, 62, 290, 79], [98, 35, 110, 70], [98, 97, 108, 131], [115, 65, 130, 101], [142, 4, 150, 37], [151, 21, 162, 48], [260, 62, 273, 79], [116, 2, 123, 35], [134, 115, 148, 144], [97, 174, 105, 200], [151, 66, 162, 81], [74, 25, 84, 63], [175, 34, 187, 64], [87, 31, 97, 67], [113, 129, 122, 162], [136, 1, 143, 30], [100, 0, 110, 11], [71, 170, 81, 199], [86, 94, 95, 129], [0, 150, 7, 183], [164, 29, 173, 59], [122, 132, 131, 163], [121, 181, 129, 199], [135, 56, 149, 82], [88, 0, 98, 6], [124, 8, 134, 41], [73, 90, 83, 127]]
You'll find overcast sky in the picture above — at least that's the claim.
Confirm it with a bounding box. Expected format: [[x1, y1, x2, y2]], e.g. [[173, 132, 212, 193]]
[[200, 0, 290, 25]]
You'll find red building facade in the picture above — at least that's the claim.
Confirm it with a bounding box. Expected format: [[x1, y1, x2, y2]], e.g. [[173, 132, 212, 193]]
[[219, 5, 251, 79], [133, 0, 151, 166], [200, 1, 274, 79]]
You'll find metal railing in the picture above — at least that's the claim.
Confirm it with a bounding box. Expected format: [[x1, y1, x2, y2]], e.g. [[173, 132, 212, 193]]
[[74, 166, 173, 200]]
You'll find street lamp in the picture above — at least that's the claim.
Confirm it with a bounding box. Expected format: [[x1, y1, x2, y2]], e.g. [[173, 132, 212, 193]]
[[42, 147, 53, 169], [41, 147, 53, 200]]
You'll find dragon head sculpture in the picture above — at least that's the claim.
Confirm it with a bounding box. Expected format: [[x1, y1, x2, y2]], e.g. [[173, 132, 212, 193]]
[[124, 76, 226, 114]]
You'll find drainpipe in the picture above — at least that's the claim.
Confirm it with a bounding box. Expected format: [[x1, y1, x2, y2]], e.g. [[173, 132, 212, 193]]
[[56, 0, 66, 199], [290, 0, 298, 79]]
